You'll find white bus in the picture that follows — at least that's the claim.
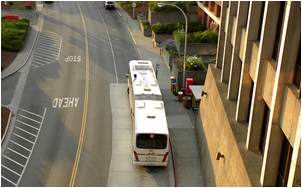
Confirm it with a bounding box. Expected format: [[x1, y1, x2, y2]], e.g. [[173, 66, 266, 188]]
[[126, 60, 169, 166]]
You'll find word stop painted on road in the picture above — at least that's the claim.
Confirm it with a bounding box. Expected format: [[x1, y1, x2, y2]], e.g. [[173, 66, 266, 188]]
[[53, 97, 79, 108]]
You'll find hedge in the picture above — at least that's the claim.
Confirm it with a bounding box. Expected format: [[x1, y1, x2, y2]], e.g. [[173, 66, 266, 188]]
[[151, 22, 206, 34], [1, 17, 30, 52]]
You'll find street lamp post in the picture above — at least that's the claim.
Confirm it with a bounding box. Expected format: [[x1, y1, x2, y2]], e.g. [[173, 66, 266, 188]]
[[157, 3, 187, 89]]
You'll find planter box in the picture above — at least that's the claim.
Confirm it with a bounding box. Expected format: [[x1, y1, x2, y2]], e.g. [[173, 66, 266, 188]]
[[172, 63, 207, 88], [175, 38, 217, 56], [140, 20, 152, 36], [152, 31, 173, 46], [143, 27, 152, 36], [162, 49, 178, 71]]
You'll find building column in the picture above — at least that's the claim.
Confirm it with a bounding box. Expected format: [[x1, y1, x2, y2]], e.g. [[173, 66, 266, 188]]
[[287, 114, 301, 186], [246, 2, 281, 150], [227, 2, 249, 100], [216, 1, 229, 68], [236, 1, 264, 121], [261, 2, 301, 186], [221, 1, 238, 82]]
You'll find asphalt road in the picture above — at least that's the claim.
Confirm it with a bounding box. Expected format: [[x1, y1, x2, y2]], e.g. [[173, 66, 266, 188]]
[[2, 2, 140, 186]]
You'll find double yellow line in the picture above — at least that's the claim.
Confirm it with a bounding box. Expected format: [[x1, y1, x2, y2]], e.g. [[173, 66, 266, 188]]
[[69, 2, 89, 187]]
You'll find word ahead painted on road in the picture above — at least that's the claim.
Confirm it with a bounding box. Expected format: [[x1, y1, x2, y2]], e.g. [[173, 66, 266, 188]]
[[53, 97, 80, 108]]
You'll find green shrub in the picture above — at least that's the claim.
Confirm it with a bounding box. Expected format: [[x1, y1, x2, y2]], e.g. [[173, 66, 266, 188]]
[[195, 30, 219, 43], [186, 1, 198, 6], [151, 22, 178, 34], [177, 22, 206, 33], [174, 29, 219, 44], [152, 22, 206, 35], [1, 17, 30, 51], [173, 31, 195, 43], [142, 21, 151, 29]]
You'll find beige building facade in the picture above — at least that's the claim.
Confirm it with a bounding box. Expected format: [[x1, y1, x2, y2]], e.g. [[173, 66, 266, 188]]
[[196, 1, 301, 186]]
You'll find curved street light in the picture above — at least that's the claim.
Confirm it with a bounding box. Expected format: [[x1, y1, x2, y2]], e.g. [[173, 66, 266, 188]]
[[157, 3, 188, 89]]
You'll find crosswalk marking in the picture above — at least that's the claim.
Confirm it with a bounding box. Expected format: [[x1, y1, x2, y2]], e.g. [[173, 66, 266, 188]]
[[1, 108, 47, 186]]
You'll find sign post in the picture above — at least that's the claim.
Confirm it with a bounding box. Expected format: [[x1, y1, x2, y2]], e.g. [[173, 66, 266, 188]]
[[132, 2, 136, 19]]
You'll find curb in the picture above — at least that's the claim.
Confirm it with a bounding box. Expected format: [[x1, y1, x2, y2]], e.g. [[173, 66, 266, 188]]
[[1, 29, 40, 80], [1, 106, 12, 144]]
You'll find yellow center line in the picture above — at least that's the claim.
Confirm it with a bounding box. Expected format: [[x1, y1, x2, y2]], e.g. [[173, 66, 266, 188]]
[[69, 1, 89, 187]]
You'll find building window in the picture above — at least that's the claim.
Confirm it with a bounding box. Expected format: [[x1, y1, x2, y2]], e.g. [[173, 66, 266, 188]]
[[272, 1, 286, 62], [276, 136, 293, 186], [260, 103, 270, 156]]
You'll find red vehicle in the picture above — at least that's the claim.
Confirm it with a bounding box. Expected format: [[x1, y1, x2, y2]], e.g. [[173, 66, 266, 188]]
[[104, 1, 115, 9]]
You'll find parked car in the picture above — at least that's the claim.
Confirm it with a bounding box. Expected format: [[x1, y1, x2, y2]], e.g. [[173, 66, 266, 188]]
[[104, 1, 115, 9]]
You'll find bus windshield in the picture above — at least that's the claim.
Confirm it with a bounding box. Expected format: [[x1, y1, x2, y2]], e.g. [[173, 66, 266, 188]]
[[136, 134, 167, 149]]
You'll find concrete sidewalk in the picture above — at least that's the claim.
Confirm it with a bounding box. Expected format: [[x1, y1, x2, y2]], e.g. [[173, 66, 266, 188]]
[[115, 4, 204, 187]]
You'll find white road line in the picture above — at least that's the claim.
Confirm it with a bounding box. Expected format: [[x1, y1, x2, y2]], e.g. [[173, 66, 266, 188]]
[[36, 43, 59, 50], [10, 140, 32, 152], [18, 114, 42, 124], [93, 2, 118, 84], [38, 36, 59, 42], [15, 126, 37, 138], [13, 133, 34, 144], [2, 155, 25, 167], [34, 55, 52, 62], [2, 164, 21, 176], [7, 147, 29, 159], [35, 49, 57, 56], [7, 147, 27, 159], [36, 46, 60, 52], [32, 59, 48, 64], [19, 108, 43, 118], [38, 39, 61, 45], [17, 120, 39, 131], [32, 61, 45, 66], [16, 108, 47, 187], [31, 63, 39, 67], [1, 175, 17, 186], [34, 52, 56, 59]]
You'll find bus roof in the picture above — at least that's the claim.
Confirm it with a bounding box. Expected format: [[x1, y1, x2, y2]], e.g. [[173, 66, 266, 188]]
[[134, 100, 169, 135], [128, 60, 162, 97]]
